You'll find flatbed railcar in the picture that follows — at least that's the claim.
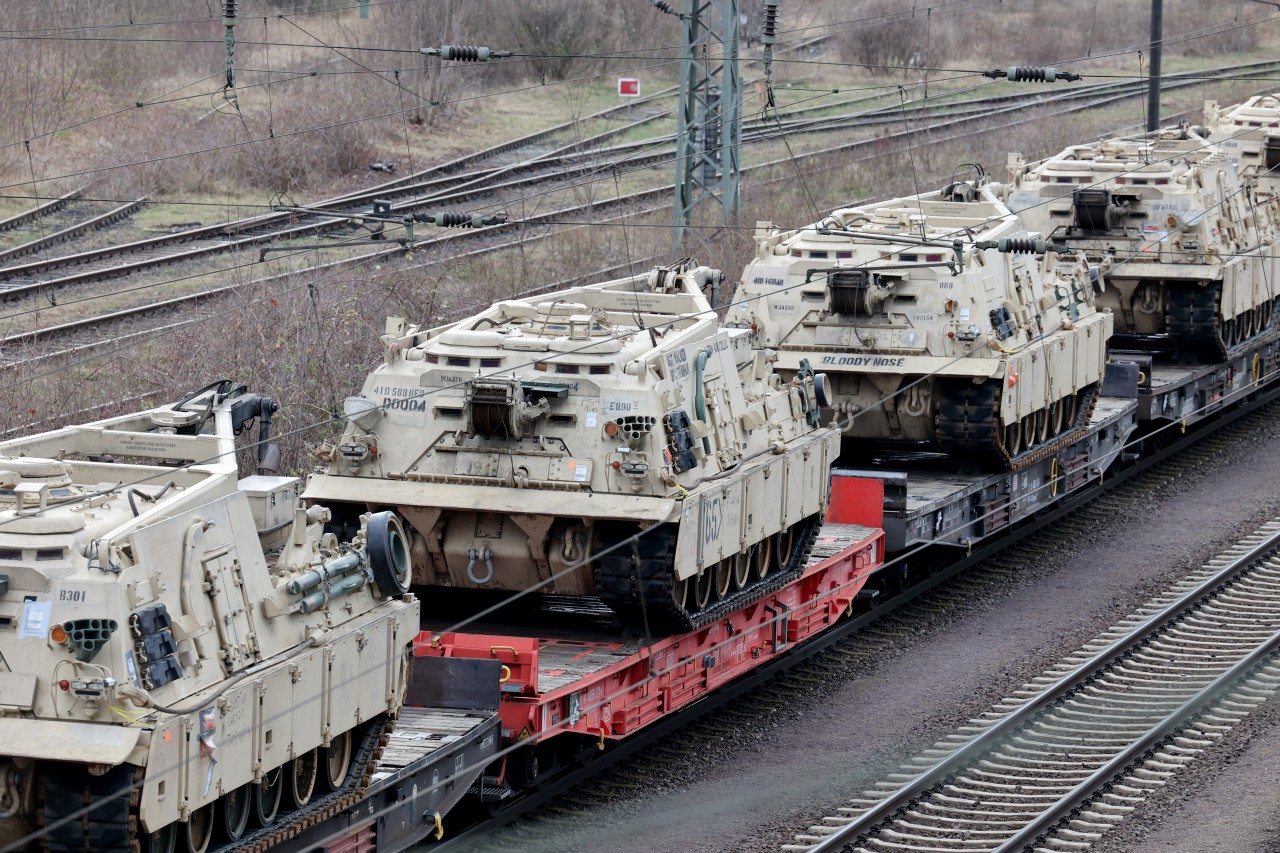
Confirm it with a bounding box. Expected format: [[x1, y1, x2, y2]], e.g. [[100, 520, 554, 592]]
[[20, 92, 1280, 853], [293, 329, 1280, 852]]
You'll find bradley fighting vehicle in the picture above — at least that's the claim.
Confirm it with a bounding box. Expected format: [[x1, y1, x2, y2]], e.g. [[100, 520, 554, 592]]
[[0, 383, 415, 853], [1006, 128, 1280, 360], [304, 260, 839, 632], [725, 175, 1112, 469]]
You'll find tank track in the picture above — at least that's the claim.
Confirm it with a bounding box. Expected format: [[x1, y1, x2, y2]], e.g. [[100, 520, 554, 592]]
[[40, 765, 137, 853], [1167, 282, 1277, 361], [595, 515, 823, 634], [936, 379, 1100, 471], [1167, 282, 1228, 360], [37, 716, 391, 853]]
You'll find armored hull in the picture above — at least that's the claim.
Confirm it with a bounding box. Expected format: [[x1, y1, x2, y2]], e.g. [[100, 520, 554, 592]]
[[1202, 94, 1280, 197], [726, 180, 1112, 469], [304, 260, 839, 632], [0, 384, 415, 853], [1006, 129, 1280, 359]]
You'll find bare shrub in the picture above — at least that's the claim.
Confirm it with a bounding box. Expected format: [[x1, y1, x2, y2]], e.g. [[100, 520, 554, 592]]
[[494, 0, 606, 82], [834, 1, 934, 76]]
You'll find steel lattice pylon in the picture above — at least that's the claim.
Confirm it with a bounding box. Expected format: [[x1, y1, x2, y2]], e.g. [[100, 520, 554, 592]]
[[673, 0, 740, 253]]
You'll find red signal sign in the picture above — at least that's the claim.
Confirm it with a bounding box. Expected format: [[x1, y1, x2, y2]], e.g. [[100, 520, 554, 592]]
[[618, 78, 640, 97]]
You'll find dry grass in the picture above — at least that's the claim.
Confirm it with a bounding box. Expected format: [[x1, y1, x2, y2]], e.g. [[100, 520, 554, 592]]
[[4, 0, 1280, 472]]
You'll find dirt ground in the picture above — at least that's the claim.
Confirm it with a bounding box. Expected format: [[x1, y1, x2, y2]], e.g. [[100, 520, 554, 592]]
[[451, 417, 1280, 853]]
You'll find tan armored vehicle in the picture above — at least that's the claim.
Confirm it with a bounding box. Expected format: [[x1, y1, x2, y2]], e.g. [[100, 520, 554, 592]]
[[1006, 129, 1280, 358], [1202, 94, 1280, 196], [0, 383, 415, 853], [725, 177, 1111, 469], [305, 260, 838, 632]]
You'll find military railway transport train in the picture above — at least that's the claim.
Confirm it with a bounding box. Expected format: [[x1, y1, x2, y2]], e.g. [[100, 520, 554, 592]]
[[3, 91, 1280, 853]]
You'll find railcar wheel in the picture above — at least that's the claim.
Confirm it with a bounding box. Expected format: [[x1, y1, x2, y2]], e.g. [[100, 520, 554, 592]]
[[510, 747, 540, 789], [321, 729, 353, 791], [693, 568, 713, 611], [185, 804, 214, 853], [146, 823, 177, 853], [732, 551, 750, 591], [218, 785, 251, 841], [288, 750, 318, 807], [713, 557, 733, 599], [751, 540, 773, 582], [253, 768, 282, 826]]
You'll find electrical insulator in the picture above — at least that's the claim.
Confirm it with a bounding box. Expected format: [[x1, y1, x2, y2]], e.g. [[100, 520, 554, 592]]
[[761, 0, 780, 44], [222, 0, 238, 94], [419, 46, 512, 62], [409, 212, 508, 228], [998, 237, 1048, 254], [978, 238, 1061, 255], [982, 66, 1081, 83], [650, 0, 678, 15]]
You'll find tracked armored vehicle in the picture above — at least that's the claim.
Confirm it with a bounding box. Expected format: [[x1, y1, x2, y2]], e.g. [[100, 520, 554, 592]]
[[1202, 94, 1280, 196], [725, 177, 1111, 470], [0, 383, 415, 853], [1006, 129, 1280, 359], [304, 260, 839, 632]]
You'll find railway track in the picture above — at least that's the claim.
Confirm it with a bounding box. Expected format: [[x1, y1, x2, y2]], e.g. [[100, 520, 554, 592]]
[[782, 519, 1280, 853], [0, 189, 150, 266], [0, 188, 84, 237], [435, 386, 1280, 852], [0, 86, 681, 291], [4, 58, 1266, 302], [9, 61, 1275, 365]]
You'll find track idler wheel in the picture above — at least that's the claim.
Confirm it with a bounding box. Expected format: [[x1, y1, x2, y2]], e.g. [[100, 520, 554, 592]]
[[287, 750, 318, 808], [321, 729, 353, 791], [751, 540, 773, 582], [184, 804, 214, 853], [146, 823, 177, 853], [1004, 420, 1022, 456], [671, 573, 690, 612], [712, 557, 733, 600], [217, 784, 251, 841], [692, 568, 713, 611], [773, 524, 798, 568], [253, 768, 283, 826], [732, 551, 750, 591]]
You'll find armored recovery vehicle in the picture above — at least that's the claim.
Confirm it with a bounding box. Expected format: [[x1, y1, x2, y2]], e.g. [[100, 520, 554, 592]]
[[0, 383, 415, 853], [725, 176, 1112, 469], [304, 260, 839, 632], [1006, 129, 1280, 360], [1201, 94, 1280, 197]]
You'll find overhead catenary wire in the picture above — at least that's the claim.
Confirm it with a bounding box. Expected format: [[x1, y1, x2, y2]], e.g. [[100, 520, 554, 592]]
[[10, 96, 1280, 844], [12, 6, 1280, 845], [0, 69, 1268, 353], [6, 3, 1279, 194], [20, 343, 1279, 851]]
